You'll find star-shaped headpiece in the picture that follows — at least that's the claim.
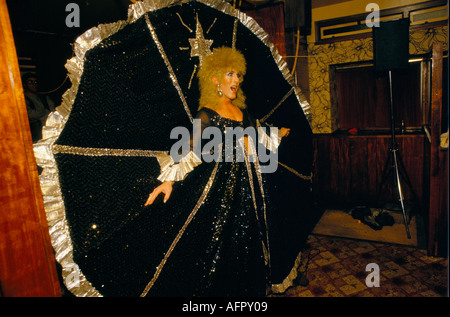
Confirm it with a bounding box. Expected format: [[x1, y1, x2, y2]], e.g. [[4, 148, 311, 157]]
[[188, 17, 213, 65]]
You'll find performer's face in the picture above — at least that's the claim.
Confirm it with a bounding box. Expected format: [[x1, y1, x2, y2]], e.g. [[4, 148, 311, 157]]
[[220, 68, 242, 101]]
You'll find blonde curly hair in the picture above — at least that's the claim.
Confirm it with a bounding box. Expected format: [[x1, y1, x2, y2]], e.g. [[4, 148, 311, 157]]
[[197, 47, 247, 110]]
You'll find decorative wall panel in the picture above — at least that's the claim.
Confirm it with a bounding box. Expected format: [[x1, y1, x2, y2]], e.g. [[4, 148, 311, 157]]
[[308, 25, 448, 134]]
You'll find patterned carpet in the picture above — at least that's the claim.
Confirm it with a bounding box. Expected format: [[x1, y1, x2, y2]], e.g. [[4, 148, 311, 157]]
[[272, 234, 448, 297]]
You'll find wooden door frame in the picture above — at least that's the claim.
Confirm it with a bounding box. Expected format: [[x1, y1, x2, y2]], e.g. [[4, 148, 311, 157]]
[[0, 0, 60, 297], [428, 42, 448, 257]]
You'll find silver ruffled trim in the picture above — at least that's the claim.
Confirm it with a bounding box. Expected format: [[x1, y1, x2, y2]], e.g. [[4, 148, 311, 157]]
[[35, 113, 103, 297], [157, 151, 202, 182], [34, 0, 311, 297], [257, 123, 282, 153], [33, 5, 136, 298]]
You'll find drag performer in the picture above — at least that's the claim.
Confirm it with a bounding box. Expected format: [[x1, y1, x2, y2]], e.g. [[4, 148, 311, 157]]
[[145, 47, 290, 296], [38, 0, 314, 298]]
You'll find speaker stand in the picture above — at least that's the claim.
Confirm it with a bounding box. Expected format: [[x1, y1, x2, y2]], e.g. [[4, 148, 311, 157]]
[[376, 70, 418, 239]]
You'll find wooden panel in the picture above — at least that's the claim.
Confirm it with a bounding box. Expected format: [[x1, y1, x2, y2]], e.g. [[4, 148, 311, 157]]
[[336, 63, 422, 130], [336, 66, 389, 129], [242, 2, 286, 57], [313, 134, 427, 210], [428, 42, 447, 257], [0, 0, 60, 297]]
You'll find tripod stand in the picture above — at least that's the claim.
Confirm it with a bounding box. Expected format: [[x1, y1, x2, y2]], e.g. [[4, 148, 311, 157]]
[[376, 70, 418, 239]]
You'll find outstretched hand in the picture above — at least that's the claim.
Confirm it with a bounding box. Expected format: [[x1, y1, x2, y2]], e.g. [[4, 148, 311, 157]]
[[145, 181, 174, 206]]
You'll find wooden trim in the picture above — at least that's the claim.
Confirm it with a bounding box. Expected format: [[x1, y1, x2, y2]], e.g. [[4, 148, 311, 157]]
[[0, 0, 60, 296], [315, 0, 448, 44], [428, 42, 447, 257]]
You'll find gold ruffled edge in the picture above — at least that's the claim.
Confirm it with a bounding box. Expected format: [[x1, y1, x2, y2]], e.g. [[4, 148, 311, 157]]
[[269, 251, 303, 294], [34, 0, 311, 297]]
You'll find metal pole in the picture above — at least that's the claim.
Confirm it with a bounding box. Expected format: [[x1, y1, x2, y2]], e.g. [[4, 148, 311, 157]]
[[388, 70, 411, 239]]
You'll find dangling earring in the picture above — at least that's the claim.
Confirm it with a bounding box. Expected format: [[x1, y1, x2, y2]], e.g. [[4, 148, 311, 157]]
[[217, 83, 223, 97]]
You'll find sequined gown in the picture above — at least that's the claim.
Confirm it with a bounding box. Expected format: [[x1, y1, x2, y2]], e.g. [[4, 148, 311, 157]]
[[73, 107, 275, 297], [43, 0, 315, 298]]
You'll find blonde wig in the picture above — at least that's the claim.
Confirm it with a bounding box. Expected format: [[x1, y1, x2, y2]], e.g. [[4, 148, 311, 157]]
[[197, 47, 247, 110]]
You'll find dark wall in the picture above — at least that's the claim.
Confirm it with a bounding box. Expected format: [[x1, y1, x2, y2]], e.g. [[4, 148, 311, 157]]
[[6, 0, 130, 104]]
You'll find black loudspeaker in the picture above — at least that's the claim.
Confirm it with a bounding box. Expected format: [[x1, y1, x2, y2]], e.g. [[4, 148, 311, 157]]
[[284, 0, 311, 35], [373, 18, 410, 72]]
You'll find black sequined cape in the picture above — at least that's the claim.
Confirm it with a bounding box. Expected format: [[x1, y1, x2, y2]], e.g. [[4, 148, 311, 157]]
[[39, 0, 315, 297]]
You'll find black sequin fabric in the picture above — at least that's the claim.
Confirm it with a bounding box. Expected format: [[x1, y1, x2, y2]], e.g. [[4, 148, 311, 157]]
[[53, 0, 315, 297], [59, 108, 269, 297], [150, 108, 269, 297]]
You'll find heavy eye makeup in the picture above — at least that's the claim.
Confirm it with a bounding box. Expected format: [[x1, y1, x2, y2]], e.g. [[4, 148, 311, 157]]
[[226, 71, 242, 80]]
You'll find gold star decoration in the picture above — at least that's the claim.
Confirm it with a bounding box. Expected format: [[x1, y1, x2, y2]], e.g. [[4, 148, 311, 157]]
[[188, 16, 213, 65]]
